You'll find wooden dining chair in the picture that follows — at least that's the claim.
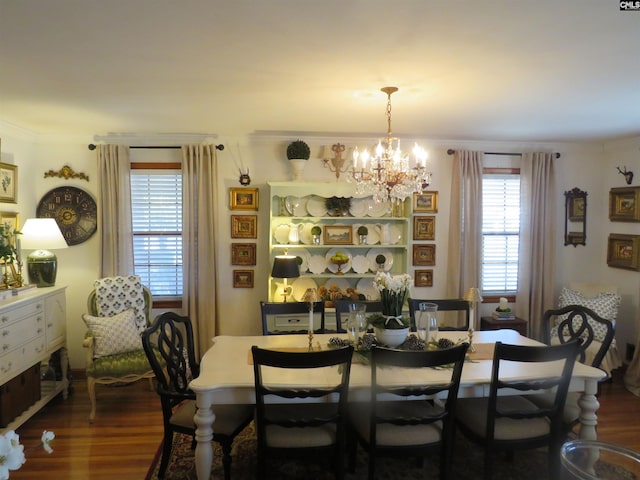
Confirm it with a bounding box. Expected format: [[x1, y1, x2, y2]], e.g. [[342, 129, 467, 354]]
[[456, 340, 580, 480], [260, 300, 325, 335], [348, 343, 469, 480], [142, 312, 253, 480], [408, 298, 471, 331], [333, 299, 383, 333], [251, 345, 354, 479], [528, 305, 614, 436]]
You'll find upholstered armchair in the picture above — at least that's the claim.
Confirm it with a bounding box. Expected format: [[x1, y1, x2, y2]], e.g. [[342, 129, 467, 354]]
[[82, 275, 155, 422]]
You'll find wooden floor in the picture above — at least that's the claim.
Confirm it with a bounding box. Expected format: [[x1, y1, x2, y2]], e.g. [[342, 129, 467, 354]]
[[7, 367, 640, 479]]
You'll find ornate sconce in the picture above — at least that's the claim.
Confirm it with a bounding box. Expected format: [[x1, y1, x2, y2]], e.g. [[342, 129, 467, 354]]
[[322, 143, 351, 179]]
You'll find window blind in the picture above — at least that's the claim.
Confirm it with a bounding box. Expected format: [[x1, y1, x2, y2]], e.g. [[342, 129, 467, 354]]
[[482, 174, 520, 294], [131, 171, 183, 297]]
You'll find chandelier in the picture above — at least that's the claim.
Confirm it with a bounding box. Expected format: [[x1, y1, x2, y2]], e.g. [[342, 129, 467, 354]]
[[349, 86, 431, 204]]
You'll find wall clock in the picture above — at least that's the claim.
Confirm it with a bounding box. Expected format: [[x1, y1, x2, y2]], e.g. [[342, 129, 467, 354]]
[[36, 186, 98, 246]]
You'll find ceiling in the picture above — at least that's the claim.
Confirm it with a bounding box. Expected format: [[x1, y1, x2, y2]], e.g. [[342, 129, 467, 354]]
[[1, 0, 639, 143]]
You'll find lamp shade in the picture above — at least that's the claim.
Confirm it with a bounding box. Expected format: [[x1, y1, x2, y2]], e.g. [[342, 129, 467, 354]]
[[21, 218, 69, 250], [271, 255, 300, 279], [21, 218, 68, 287], [464, 287, 483, 303]]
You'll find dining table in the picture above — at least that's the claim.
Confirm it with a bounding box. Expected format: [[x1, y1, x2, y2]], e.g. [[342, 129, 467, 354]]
[[189, 329, 606, 480]]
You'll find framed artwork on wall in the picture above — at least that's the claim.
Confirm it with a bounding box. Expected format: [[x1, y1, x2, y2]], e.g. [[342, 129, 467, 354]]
[[233, 270, 254, 288], [231, 243, 256, 265], [231, 215, 257, 239], [413, 244, 435, 266], [229, 187, 259, 211], [609, 186, 640, 222], [0, 162, 17, 204], [414, 269, 433, 287], [413, 191, 438, 213], [413, 216, 435, 240], [606, 233, 640, 271], [323, 225, 353, 245]]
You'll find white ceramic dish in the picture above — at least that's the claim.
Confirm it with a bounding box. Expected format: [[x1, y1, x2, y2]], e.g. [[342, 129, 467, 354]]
[[299, 223, 315, 245], [367, 200, 389, 217], [287, 196, 308, 216], [293, 248, 310, 272], [308, 255, 327, 274], [356, 277, 380, 301], [306, 195, 327, 217], [351, 254, 370, 274], [365, 224, 380, 245], [366, 249, 393, 272], [389, 224, 402, 244], [325, 248, 352, 274], [292, 277, 318, 302], [274, 224, 290, 244], [349, 198, 369, 217]]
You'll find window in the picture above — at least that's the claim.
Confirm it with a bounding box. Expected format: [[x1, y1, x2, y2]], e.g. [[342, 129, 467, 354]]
[[481, 172, 520, 294], [131, 168, 183, 298]]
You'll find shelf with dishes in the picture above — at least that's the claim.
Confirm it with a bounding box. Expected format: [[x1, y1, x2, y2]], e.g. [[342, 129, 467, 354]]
[[272, 193, 403, 218], [271, 220, 408, 247]]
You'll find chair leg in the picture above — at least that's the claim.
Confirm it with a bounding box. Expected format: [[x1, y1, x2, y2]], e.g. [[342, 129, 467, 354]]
[[158, 431, 174, 478], [220, 439, 233, 480], [87, 376, 97, 423]]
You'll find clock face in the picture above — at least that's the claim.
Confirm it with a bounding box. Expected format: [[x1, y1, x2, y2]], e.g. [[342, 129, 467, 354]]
[[36, 186, 98, 246]]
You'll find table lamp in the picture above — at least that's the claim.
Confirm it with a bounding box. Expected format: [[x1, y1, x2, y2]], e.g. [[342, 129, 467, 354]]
[[271, 254, 300, 302], [20, 218, 68, 287], [464, 287, 484, 332]]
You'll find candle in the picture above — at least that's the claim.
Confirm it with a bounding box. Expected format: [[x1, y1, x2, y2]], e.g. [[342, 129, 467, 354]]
[[309, 308, 314, 334], [499, 297, 508, 310]]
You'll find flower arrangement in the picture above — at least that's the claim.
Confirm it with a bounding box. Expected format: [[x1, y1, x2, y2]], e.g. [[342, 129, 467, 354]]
[[0, 430, 55, 479], [372, 271, 412, 317], [317, 283, 364, 307]]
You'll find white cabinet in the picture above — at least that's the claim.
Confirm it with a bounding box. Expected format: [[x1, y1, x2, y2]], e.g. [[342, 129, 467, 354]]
[[0, 286, 68, 432], [268, 182, 410, 304]]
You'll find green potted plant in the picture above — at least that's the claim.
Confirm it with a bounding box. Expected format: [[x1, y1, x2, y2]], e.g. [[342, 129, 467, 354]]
[[357, 225, 368, 245], [287, 140, 310, 181], [311, 225, 322, 244]]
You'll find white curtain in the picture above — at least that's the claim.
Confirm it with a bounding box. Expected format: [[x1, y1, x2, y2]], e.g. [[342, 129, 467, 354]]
[[96, 145, 133, 277], [446, 150, 483, 327], [515, 152, 556, 341], [182, 145, 218, 358]]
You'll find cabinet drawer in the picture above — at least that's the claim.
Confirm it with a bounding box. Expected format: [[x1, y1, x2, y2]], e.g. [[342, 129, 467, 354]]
[[0, 314, 45, 356], [0, 301, 44, 327], [0, 336, 46, 383]]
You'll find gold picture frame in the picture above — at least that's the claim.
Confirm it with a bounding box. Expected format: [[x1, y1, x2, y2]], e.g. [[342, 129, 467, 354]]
[[231, 243, 256, 265], [233, 270, 254, 288], [609, 186, 640, 222], [323, 225, 353, 245], [0, 162, 18, 204], [414, 269, 433, 287], [229, 187, 259, 211], [231, 215, 257, 239], [413, 191, 438, 213], [413, 216, 435, 240], [413, 244, 435, 266], [606, 234, 640, 271]]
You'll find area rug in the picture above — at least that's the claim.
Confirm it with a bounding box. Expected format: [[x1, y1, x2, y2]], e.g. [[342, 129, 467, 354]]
[[146, 423, 635, 480]]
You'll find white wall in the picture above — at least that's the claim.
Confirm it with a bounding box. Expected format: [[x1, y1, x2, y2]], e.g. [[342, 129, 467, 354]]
[[2, 121, 639, 368]]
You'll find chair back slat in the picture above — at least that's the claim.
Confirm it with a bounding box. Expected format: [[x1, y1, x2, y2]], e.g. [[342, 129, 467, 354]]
[[334, 299, 383, 333], [408, 298, 470, 331]]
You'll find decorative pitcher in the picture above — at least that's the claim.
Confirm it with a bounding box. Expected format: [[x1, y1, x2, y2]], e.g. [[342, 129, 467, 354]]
[[288, 223, 303, 244]]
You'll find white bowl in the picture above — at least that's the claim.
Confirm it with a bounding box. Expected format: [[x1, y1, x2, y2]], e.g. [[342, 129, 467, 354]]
[[374, 327, 410, 348]]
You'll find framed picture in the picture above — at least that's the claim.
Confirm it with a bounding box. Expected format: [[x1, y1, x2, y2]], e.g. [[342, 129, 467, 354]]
[[413, 244, 435, 266], [233, 270, 254, 288], [414, 269, 433, 287], [231, 243, 256, 265], [231, 215, 257, 239], [229, 187, 259, 211], [323, 225, 353, 245], [413, 216, 435, 240], [609, 186, 640, 222], [0, 163, 17, 204], [568, 196, 585, 221], [0, 211, 19, 236], [607, 234, 640, 271], [413, 191, 438, 213]]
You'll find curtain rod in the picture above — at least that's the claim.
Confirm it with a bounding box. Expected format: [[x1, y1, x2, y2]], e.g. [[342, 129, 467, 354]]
[[446, 148, 560, 159], [87, 144, 224, 151]]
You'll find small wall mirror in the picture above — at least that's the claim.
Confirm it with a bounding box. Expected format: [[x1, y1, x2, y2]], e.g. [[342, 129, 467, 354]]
[[564, 187, 587, 247]]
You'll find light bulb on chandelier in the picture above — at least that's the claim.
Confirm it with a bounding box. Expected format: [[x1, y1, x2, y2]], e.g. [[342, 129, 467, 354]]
[[349, 86, 432, 210]]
